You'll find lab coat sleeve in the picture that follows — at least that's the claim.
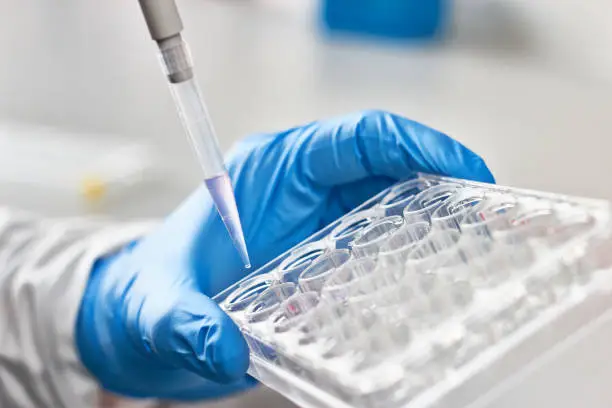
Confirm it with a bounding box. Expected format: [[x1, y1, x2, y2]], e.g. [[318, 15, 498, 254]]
[[0, 207, 158, 408]]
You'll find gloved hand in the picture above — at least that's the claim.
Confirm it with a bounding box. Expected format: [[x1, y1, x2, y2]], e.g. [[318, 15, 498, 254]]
[[76, 110, 494, 400]]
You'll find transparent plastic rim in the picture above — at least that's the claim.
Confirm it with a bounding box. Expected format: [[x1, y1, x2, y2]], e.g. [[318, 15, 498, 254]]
[[245, 283, 297, 323], [461, 194, 519, 226], [431, 189, 486, 227], [224, 273, 275, 312], [298, 249, 351, 292], [328, 210, 380, 247], [379, 222, 432, 257], [403, 183, 461, 219], [379, 178, 433, 214], [277, 241, 329, 282], [349, 216, 404, 251]]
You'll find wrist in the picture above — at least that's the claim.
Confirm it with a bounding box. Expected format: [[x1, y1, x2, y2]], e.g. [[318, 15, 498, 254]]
[[75, 247, 161, 397], [75, 254, 123, 391]]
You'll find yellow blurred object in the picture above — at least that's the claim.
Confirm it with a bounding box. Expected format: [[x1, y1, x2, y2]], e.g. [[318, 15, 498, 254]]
[[80, 175, 107, 203]]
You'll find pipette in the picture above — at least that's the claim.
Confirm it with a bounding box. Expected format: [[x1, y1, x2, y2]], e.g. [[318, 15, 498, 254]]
[[138, 0, 251, 268]]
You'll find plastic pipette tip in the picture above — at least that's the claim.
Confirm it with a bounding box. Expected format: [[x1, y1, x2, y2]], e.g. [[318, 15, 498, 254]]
[[205, 173, 251, 269], [232, 236, 251, 269], [242, 251, 252, 269]]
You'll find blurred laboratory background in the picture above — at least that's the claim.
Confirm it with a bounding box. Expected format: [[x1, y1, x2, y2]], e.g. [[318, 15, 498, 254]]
[[1, 0, 611, 407]]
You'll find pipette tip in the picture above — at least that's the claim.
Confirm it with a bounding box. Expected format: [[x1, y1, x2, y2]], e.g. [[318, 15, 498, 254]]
[[234, 228, 251, 269], [234, 230, 252, 269], [205, 173, 252, 269]]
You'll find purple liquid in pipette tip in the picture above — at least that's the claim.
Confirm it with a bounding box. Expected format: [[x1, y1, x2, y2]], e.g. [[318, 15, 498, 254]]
[[205, 173, 251, 268]]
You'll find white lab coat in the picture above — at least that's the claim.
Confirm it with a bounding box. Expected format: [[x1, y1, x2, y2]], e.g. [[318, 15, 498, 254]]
[[0, 207, 156, 408]]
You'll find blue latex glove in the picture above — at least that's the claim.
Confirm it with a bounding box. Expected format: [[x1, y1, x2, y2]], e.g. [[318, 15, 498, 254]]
[[76, 110, 494, 400]]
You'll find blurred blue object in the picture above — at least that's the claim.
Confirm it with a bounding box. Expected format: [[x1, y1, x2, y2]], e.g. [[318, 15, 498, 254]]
[[321, 0, 448, 40]]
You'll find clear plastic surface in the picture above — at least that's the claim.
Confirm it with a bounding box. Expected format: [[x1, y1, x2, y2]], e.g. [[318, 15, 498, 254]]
[[214, 174, 612, 408]]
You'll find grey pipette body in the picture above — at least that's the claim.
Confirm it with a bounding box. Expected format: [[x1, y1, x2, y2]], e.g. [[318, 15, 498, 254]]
[[138, 0, 251, 268]]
